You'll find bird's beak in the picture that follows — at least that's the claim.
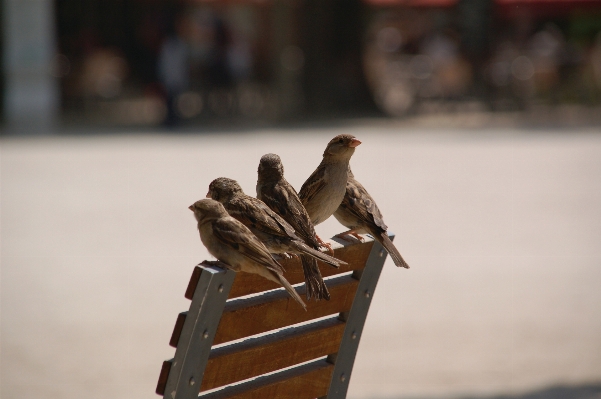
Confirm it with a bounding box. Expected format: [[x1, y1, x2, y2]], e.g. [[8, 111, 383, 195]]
[[348, 138, 362, 147], [188, 205, 194, 211], [206, 190, 211, 198]]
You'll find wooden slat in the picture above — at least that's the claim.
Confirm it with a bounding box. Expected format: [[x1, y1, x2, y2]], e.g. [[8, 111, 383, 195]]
[[169, 312, 187, 348], [228, 237, 374, 298], [156, 359, 173, 396], [185, 266, 202, 300], [214, 274, 358, 345], [199, 359, 334, 399], [201, 317, 345, 391]]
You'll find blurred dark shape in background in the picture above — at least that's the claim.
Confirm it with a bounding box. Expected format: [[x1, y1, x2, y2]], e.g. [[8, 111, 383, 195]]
[[2, 0, 601, 131]]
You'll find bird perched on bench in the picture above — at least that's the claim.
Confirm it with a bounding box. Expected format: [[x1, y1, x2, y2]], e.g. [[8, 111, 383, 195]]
[[189, 198, 306, 309], [299, 134, 362, 232], [257, 153, 335, 301], [334, 167, 409, 269], [207, 178, 347, 301]]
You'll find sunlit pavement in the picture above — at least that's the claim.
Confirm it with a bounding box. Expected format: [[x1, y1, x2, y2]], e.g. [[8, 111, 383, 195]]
[[1, 123, 600, 399]]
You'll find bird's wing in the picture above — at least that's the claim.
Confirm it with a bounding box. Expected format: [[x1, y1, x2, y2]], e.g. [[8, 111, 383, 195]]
[[341, 178, 388, 232], [299, 163, 327, 205], [212, 218, 284, 274], [227, 196, 298, 240], [261, 180, 319, 247]]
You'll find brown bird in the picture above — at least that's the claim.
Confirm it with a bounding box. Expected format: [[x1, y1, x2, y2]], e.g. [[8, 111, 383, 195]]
[[207, 178, 346, 270], [334, 168, 409, 269], [257, 153, 338, 300], [189, 198, 306, 309], [299, 134, 362, 227]]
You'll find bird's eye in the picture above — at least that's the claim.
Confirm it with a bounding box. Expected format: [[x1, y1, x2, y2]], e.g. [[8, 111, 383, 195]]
[[338, 139, 343, 143]]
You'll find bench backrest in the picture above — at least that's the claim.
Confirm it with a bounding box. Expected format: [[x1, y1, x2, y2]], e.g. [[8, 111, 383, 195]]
[[156, 233, 393, 399]]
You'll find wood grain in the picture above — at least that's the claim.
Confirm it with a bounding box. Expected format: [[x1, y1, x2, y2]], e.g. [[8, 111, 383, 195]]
[[198, 359, 334, 399], [201, 317, 345, 391], [228, 237, 374, 298], [213, 274, 358, 345]]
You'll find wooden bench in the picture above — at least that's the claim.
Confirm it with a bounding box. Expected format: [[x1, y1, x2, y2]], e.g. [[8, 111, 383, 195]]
[[156, 233, 394, 399]]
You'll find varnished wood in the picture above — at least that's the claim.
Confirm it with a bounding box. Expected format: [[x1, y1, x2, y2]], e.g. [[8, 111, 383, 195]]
[[198, 359, 334, 399], [156, 359, 173, 396], [169, 312, 187, 348], [201, 317, 345, 391], [213, 274, 358, 345], [185, 266, 202, 300], [228, 238, 374, 298]]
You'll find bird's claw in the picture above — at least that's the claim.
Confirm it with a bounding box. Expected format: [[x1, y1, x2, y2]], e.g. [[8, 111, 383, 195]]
[[202, 260, 240, 271], [335, 230, 364, 243], [315, 234, 335, 255]]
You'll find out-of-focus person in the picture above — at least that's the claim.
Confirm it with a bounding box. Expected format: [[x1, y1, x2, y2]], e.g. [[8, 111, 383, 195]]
[[158, 16, 190, 126]]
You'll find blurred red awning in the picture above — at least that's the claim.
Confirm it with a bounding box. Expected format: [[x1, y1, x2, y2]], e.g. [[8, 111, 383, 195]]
[[364, 0, 457, 6]]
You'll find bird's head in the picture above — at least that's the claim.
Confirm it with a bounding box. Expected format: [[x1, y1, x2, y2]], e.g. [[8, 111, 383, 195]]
[[207, 177, 244, 202], [323, 134, 361, 159], [257, 153, 284, 181], [189, 198, 228, 222]]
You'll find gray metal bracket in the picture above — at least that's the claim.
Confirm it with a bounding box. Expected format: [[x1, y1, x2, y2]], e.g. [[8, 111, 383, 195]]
[[162, 263, 235, 399], [324, 233, 394, 399]]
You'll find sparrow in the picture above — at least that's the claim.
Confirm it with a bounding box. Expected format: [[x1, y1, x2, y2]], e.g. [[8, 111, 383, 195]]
[[189, 199, 306, 309], [334, 167, 409, 269], [207, 178, 345, 270], [298, 134, 362, 227], [257, 153, 336, 300]]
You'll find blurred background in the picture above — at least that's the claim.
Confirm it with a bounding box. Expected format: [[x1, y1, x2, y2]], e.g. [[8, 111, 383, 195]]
[[2, 0, 601, 130], [2, 1, 601, 399]]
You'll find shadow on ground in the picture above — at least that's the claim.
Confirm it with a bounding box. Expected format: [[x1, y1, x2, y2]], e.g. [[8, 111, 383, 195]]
[[390, 383, 601, 399]]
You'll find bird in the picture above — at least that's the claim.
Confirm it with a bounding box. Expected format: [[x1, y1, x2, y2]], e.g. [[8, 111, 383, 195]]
[[207, 177, 346, 270], [298, 134, 362, 227], [333, 167, 409, 269], [189, 198, 306, 309], [257, 153, 336, 300]]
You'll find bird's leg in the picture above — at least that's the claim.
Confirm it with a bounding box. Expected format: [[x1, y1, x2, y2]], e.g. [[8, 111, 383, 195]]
[[335, 229, 365, 242], [201, 260, 241, 272], [316, 234, 335, 255]]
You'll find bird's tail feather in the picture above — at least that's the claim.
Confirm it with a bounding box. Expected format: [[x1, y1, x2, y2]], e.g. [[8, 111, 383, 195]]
[[378, 232, 409, 269], [274, 272, 307, 310], [291, 241, 346, 268], [300, 255, 330, 301]]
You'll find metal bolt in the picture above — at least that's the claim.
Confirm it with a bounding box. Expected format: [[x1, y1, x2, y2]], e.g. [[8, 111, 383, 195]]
[[203, 330, 209, 339], [189, 377, 195, 386], [379, 249, 385, 257], [351, 331, 357, 340], [218, 284, 224, 293], [364, 290, 370, 298], [340, 373, 346, 382]]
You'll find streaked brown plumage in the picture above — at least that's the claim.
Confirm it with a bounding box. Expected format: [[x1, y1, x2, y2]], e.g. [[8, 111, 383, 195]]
[[207, 178, 345, 271], [189, 199, 306, 309], [299, 134, 361, 226], [334, 168, 409, 269], [257, 153, 342, 300]]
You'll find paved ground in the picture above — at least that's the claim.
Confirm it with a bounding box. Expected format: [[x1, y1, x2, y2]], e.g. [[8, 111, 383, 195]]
[[1, 122, 601, 399]]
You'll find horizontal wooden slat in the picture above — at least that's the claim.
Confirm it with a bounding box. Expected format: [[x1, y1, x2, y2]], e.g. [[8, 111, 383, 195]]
[[169, 312, 187, 348], [214, 274, 358, 345], [199, 359, 334, 399], [185, 265, 203, 300], [156, 359, 173, 396], [201, 317, 345, 391], [228, 236, 374, 298]]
